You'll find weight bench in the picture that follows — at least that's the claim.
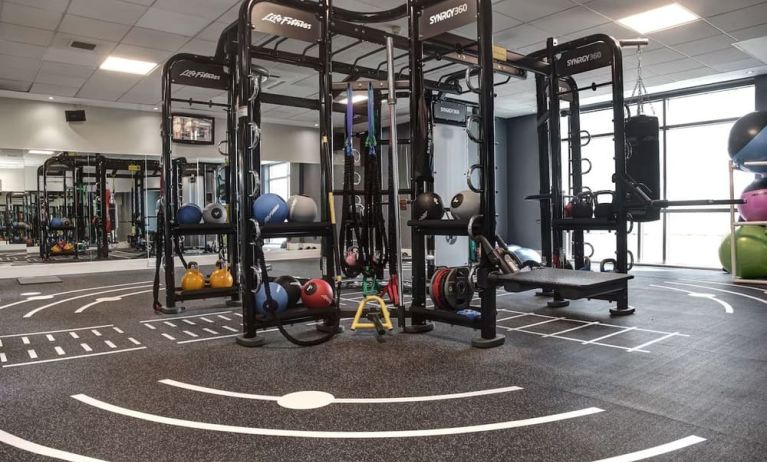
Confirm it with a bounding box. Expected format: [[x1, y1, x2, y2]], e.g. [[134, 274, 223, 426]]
[[491, 268, 634, 315]]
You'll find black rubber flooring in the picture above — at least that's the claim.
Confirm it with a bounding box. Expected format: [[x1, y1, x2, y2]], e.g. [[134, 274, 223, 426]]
[[0, 262, 765, 461]]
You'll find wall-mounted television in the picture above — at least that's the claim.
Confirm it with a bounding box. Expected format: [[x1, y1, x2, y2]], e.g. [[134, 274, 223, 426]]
[[171, 113, 215, 145]]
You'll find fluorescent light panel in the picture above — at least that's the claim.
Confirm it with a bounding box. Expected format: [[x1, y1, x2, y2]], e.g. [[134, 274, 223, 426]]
[[28, 150, 54, 155], [618, 3, 699, 34], [100, 56, 157, 75]]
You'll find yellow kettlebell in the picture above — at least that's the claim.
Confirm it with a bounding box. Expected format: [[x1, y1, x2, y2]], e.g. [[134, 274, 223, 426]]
[[50, 244, 61, 255], [181, 262, 206, 291], [209, 260, 234, 289], [63, 242, 74, 252]]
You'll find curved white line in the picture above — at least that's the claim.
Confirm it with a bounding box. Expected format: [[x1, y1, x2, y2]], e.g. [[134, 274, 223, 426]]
[[649, 285, 734, 314], [159, 379, 522, 404], [0, 429, 107, 461], [72, 394, 602, 439], [75, 289, 165, 314], [680, 278, 767, 294], [0, 281, 151, 311], [24, 285, 153, 318], [665, 282, 767, 306], [592, 435, 705, 462]]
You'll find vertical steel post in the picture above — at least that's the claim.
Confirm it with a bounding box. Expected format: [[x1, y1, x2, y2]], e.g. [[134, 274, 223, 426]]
[[160, 59, 177, 311], [535, 74, 552, 267]]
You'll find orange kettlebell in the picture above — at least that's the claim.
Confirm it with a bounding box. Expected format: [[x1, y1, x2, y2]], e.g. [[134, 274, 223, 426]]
[[63, 242, 74, 252], [209, 260, 234, 289], [181, 262, 206, 291], [50, 244, 62, 254]]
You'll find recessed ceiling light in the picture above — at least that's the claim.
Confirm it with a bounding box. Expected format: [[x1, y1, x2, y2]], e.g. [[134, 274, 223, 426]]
[[338, 94, 368, 105], [618, 3, 699, 34], [28, 150, 54, 155], [100, 56, 157, 75], [314, 123, 319, 127], [153, 107, 159, 111], [48, 96, 54, 100]]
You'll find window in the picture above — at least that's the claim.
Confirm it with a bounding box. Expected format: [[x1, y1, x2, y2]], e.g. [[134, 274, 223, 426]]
[[264, 162, 290, 245]]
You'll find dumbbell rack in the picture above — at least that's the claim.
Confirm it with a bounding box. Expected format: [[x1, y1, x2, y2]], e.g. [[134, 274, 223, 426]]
[[728, 160, 767, 285]]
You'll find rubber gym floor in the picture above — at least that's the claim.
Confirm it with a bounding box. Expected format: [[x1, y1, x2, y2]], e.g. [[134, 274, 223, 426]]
[[0, 262, 764, 461]]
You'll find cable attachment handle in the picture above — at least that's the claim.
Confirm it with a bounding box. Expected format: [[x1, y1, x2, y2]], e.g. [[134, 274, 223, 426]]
[[466, 164, 484, 193], [465, 65, 481, 94], [248, 123, 261, 150], [249, 171, 261, 198], [466, 114, 482, 144], [217, 140, 227, 156]]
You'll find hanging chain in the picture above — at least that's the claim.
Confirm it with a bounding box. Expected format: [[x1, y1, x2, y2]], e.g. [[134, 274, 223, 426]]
[[630, 45, 654, 116]]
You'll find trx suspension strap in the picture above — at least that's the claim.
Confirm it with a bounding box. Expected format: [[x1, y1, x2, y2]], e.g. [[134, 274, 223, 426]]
[[339, 84, 363, 277], [362, 83, 388, 281]]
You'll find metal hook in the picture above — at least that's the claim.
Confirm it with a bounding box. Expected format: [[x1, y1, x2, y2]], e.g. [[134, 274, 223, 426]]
[[466, 164, 483, 193]]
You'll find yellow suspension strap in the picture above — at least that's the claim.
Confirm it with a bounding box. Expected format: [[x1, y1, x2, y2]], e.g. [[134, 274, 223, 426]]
[[351, 295, 392, 336]]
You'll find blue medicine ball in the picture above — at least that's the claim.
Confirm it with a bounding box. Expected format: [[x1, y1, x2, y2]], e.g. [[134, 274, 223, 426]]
[[50, 217, 62, 228], [252, 193, 289, 225], [254, 282, 288, 315], [177, 203, 203, 224]]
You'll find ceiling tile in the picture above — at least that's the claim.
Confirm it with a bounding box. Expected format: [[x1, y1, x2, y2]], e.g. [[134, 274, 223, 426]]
[[730, 22, 767, 41], [0, 22, 55, 47], [694, 47, 752, 66], [34, 72, 89, 88], [453, 12, 521, 38], [0, 63, 39, 82], [196, 22, 231, 42], [110, 44, 174, 64], [178, 39, 218, 56], [493, 0, 574, 22], [0, 54, 43, 72], [58, 15, 132, 42], [647, 21, 721, 46], [679, 0, 767, 18], [531, 7, 610, 36], [118, 89, 162, 105], [122, 27, 190, 52], [136, 8, 212, 36], [0, 78, 33, 92], [584, 0, 670, 20], [638, 47, 687, 66], [673, 34, 736, 57], [44, 33, 117, 67], [0, 38, 47, 59], [122, 0, 156, 5], [708, 3, 767, 32], [68, 0, 149, 26], [711, 57, 765, 72], [0, 2, 64, 30], [30, 82, 79, 97], [152, 0, 240, 22], [5, 0, 70, 13], [39, 61, 98, 79], [76, 70, 143, 100], [494, 24, 551, 49], [645, 58, 705, 76]]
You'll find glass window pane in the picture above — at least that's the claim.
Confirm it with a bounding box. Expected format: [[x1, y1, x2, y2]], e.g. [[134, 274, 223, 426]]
[[580, 109, 616, 136], [666, 212, 730, 268], [638, 219, 664, 264], [269, 178, 289, 199], [666, 86, 754, 125], [270, 162, 289, 178]]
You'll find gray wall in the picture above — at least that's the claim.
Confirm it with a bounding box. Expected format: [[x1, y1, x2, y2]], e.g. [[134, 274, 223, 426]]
[[503, 115, 541, 250]]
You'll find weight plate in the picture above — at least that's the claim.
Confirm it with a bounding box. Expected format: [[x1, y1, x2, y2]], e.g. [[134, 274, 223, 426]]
[[430, 268, 447, 309]]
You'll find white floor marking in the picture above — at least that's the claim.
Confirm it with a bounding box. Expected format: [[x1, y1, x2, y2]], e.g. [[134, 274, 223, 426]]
[[19, 292, 41, 296], [582, 327, 636, 345], [22, 285, 153, 318], [0, 325, 113, 339], [544, 322, 599, 338], [112, 327, 124, 334], [200, 317, 214, 323], [160, 379, 523, 406], [161, 333, 176, 341], [91, 330, 101, 337], [202, 328, 219, 335], [507, 318, 562, 331], [0, 428, 107, 462], [221, 326, 238, 333], [496, 314, 531, 323], [27, 349, 37, 359], [21, 337, 30, 345], [81, 343, 92, 352], [592, 435, 706, 462], [217, 315, 232, 321], [0, 353, 6, 363], [74, 289, 163, 314], [627, 333, 679, 353], [182, 319, 196, 325], [163, 321, 177, 327], [175, 328, 278, 344], [3, 347, 146, 368], [144, 324, 156, 330], [0, 339, 2, 347], [650, 285, 734, 314], [55, 346, 65, 356], [46, 334, 55, 342], [0, 280, 152, 311], [234, 313, 243, 317], [104, 341, 116, 349], [679, 278, 767, 295], [183, 331, 199, 338], [72, 393, 602, 439], [70, 332, 80, 339], [665, 282, 767, 306], [139, 311, 233, 323], [128, 338, 141, 345]]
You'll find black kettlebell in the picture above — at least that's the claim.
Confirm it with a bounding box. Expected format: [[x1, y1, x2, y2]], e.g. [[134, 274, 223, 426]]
[[571, 192, 594, 219], [593, 191, 616, 220]]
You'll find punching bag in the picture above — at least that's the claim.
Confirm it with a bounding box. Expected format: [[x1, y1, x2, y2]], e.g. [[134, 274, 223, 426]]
[[625, 115, 660, 222]]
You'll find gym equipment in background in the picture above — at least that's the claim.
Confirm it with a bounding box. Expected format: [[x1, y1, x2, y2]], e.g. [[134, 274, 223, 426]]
[[181, 262, 206, 291], [177, 203, 203, 225], [202, 202, 228, 224], [252, 193, 289, 225], [571, 192, 594, 219], [209, 261, 234, 289], [429, 267, 474, 311], [254, 282, 289, 315], [301, 278, 334, 309], [274, 275, 302, 308], [450, 190, 480, 220], [625, 113, 661, 222], [719, 225, 767, 279], [351, 295, 393, 336], [739, 177, 767, 222], [413, 192, 444, 220], [593, 191, 616, 220], [729, 111, 767, 174], [286, 195, 318, 223]]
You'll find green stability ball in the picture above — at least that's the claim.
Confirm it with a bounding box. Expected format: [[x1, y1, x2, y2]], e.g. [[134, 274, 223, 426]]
[[719, 225, 767, 278]]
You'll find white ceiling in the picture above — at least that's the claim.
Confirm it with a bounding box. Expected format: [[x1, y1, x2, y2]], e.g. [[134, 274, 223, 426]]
[[0, 0, 764, 123]]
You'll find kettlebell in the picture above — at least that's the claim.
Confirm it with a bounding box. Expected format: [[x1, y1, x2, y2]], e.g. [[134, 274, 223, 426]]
[[564, 199, 574, 218], [50, 244, 62, 254], [209, 260, 234, 289], [181, 262, 206, 291], [571, 192, 594, 219], [593, 191, 615, 220]]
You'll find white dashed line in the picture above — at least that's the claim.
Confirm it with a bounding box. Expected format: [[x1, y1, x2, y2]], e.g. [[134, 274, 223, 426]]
[[200, 317, 214, 323], [104, 341, 116, 349], [221, 326, 239, 333], [234, 313, 243, 317], [144, 324, 156, 330], [128, 337, 142, 345], [91, 330, 102, 337], [81, 343, 92, 352], [0, 353, 6, 363], [202, 328, 219, 335], [46, 335, 55, 342], [163, 322, 177, 327], [70, 332, 80, 339], [55, 347, 65, 356], [3, 347, 147, 368], [182, 320, 196, 325], [21, 337, 30, 345], [27, 350, 37, 359], [183, 331, 199, 338], [161, 333, 176, 341], [217, 315, 232, 321], [113, 327, 124, 334]]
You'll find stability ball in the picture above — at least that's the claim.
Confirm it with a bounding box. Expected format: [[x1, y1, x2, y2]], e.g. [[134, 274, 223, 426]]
[[202, 202, 228, 224], [740, 177, 767, 221], [301, 278, 334, 309], [729, 111, 767, 173], [254, 282, 289, 314], [252, 193, 289, 225], [413, 192, 444, 220], [177, 203, 202, 225], [274, 275, 302, 308], [718, 225, 767, 278], [450, 190, 480, 220], [286, 195, 317, 223]]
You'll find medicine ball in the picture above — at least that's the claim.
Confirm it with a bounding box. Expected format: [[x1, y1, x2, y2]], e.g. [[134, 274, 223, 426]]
[[252, 193, 289, 225], [301, 278, 334, 309], [740, 177, 767, 222], [344, 246, 360, 268], [719, 225, 767, 279], [413, 192, 444, 220], [729, 111, 767, 173], [274, 275, 302, 308], [177, 203, 203, 225], [286, 195, 317, 223], [61, 217, 71, 227], [202, 202, 228, 224], [450, 190, 480, 220], [50, 217, 62, 228], [254, 282, 289, 315]]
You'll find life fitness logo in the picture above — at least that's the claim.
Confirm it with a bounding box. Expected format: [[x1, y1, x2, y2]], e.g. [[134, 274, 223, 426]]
[[262, 13, 312, 30], [429, 3, 469, 24], [567, 51, 602, 68], [179, 69, 221, 81]]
